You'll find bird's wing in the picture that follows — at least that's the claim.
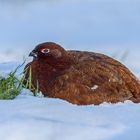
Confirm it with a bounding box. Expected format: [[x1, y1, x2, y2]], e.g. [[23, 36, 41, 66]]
[[68, 50, 121, 65], [67, 50, 139, 88]]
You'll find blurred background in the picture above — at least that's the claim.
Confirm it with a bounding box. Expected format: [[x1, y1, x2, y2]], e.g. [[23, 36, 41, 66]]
[[0, 0, 140, 75]]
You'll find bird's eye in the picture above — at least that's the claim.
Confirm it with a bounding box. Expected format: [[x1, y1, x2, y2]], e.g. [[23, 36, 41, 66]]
[[41, 49, 50, 54]]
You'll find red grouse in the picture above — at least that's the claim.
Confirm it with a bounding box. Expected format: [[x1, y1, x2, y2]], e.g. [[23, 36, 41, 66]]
[[24, 42, 140, 105]]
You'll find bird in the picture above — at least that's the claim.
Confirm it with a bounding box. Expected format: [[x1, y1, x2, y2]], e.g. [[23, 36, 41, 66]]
[[24, 42, 140, 105]]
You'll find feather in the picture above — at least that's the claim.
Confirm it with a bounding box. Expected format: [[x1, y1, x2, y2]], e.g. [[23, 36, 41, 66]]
[[24, 42, 140, 105]]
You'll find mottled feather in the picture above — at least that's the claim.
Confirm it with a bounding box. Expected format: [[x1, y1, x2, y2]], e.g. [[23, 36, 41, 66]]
[[24, 42, 140, 105]]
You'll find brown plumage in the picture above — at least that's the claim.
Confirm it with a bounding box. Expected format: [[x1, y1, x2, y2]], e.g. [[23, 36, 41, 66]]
[[24, 42, 140, 105]]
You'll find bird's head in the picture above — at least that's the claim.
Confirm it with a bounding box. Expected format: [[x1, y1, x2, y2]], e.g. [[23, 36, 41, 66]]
[[29, 42, 73, 69], [29, 42, 67, 61]]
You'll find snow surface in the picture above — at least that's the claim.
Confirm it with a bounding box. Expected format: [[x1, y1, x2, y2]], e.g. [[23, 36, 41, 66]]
[[0, 89, 140, 140], [0, 53, 140, 140]]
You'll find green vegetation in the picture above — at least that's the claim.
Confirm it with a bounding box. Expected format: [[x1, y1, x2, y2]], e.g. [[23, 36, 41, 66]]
[[0, 63, 39, 100], [0, 67, 22, 99], [23, 66, 39, 96]]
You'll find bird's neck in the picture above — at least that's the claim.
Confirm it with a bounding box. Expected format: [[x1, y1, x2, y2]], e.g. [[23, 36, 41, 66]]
[[39, 56, 74, 71]]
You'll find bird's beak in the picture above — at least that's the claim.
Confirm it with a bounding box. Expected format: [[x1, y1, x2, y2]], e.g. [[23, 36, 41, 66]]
[[29, 51, 38, 58]]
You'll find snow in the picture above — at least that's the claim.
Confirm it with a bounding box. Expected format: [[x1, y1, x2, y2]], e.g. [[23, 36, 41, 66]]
[[0, 50, 140, 140], [0, 89, 140, 140], [91, 85, 99, 90]]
